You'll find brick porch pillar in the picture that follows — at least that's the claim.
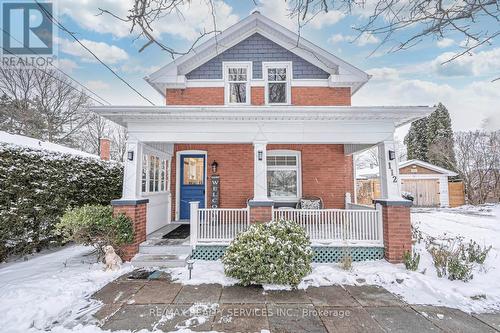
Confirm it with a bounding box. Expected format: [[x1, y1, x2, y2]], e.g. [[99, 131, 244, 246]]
[[111, 198, 149, 261], [248, 201, 273, 223], [375, 199, 412, 263]]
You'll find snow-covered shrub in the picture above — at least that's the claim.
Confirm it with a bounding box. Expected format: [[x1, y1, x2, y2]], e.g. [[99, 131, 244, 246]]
[[426, 236, 489, 282], [56, 205, 133, 261], [462, 240, 491, 265], [403, 250, 420, 271], [0, 143, 122, 261], [222, 220, 313, 287]]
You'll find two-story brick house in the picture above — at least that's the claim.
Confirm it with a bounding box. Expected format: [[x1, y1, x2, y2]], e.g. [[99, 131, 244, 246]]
[[94, 12, 434, 265]]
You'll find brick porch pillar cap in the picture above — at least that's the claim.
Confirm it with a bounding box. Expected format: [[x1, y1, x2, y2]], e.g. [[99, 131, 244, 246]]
[[374, 199, 413, 207], [111, 198, 149, 206], [248, 200, 274, 207]]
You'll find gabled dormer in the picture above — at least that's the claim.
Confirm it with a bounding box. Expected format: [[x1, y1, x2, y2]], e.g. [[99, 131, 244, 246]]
[[145, 11, 371, 106]]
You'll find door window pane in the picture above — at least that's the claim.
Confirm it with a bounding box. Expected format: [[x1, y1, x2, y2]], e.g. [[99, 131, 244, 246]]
[[183, 157, 204, 185]]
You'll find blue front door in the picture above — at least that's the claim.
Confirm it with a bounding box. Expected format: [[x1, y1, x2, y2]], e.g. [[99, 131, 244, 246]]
[[180, 154, 205, 220]]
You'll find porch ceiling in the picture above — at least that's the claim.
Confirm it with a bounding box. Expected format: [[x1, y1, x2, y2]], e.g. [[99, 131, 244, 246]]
[[91, 105, 434, 144]]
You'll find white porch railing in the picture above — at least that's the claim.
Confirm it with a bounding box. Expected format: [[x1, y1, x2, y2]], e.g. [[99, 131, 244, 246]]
[[272, 205, 383, 246], [189, 201, 383, 247], [190, 202, 250, 246]]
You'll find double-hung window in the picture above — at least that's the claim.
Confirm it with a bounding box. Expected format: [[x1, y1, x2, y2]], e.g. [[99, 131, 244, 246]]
[[224, 62, 251, 105], [264, 62, 291, 105], [141, 153, 169, 193], [267, 151, 301, 201]]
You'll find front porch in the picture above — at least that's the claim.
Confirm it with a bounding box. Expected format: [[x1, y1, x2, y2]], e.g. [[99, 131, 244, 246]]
[[94, 105, 430, 263]]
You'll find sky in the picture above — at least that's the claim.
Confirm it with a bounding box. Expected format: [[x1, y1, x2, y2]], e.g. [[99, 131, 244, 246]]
[[46, 0, 499, 139]]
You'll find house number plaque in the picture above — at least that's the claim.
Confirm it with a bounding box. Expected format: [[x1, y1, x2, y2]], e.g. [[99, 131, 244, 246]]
[[211, 175, 220, 208]]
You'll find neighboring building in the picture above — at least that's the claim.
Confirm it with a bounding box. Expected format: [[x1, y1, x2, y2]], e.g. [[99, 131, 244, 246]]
[[357, 159, 463, 207], [93, 12, 434, 264]]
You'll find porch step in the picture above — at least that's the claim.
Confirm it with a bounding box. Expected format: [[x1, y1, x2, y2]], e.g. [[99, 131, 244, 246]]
[[139, 244, 192, 255], [130, 253, 190, 268]]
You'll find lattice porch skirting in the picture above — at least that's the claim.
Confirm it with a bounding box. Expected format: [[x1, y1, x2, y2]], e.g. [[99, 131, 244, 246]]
[[191, 245, 384, 262]]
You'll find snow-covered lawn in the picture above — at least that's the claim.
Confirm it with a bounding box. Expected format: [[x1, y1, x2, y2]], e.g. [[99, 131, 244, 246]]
[[0, 205, 499, 332], [171, 204, 500, 313], [0, 246, 134, 333]]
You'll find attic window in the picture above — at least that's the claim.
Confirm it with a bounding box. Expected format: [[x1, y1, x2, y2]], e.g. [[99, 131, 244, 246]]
[[263, 62, 291, 105], [224, 62, 251, 105]]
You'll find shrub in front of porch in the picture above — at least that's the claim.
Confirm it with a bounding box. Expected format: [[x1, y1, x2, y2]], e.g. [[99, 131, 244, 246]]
[[55, 205, 134, 261], [222, 220, 313, 287]]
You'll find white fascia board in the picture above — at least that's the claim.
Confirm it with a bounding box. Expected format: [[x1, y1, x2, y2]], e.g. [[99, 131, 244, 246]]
[[399, 159, 458, 176], [91, 105, 434, 129], [126, 120, 395, 144]]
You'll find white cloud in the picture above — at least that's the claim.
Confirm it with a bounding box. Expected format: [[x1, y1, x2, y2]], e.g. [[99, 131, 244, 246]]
[[256, 0, 296, 30], [59, 39, 129, 64], [354, 32, 380, 46], [60, 0, 239, 42], [307, 11, 345, 29], [367, 67, 400, 81], [436, 38, 455, 48], [354, 78, 500, 131], [430, 48, 500, 78], [328, 33, 346, 44], [328, 32, 379, 46], [85, 80, 111, 91], [56, 58, 79, 73]]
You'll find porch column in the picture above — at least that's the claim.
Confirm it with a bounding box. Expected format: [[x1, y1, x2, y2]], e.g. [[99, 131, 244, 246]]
[[249, 141, 273, 223], [122, 139, 143, 199], [252, 141, 270, 202], [377, 140, 401, 200], [375, 139, 412, 263], [111, 139, 148, 261]]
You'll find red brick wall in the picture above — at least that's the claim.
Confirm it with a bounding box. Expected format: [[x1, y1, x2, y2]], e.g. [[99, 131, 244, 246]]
[[166, 86, 351, 106], [268, 144, 354, 209], [249, 206, 273, 223], [291, 87, 351, 106], [251, 87, 264, 105], [113, 204, 147, 261], [171, 144, 254, 220], [170, 144, 354, 220], [99, 138, 110, 161], [381, 205, 412, 263], [166, 87, 224, 105]]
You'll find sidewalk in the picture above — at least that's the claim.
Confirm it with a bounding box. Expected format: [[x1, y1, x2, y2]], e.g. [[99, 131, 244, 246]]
[[92, 271, 500, 333]]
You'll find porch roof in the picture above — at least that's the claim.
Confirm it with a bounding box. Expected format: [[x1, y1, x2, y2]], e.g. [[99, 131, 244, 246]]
[[92, 105, 434, 128]]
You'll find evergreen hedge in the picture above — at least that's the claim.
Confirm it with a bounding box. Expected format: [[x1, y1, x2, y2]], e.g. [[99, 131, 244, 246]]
[[0, 143, 122, 261]]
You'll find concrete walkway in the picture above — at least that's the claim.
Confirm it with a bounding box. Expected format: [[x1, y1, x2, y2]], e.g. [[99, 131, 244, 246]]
[[92, 270, 500, 333]]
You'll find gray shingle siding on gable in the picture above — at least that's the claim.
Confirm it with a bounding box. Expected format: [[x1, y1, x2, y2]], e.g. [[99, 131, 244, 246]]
[[185, 33, 330, 80]]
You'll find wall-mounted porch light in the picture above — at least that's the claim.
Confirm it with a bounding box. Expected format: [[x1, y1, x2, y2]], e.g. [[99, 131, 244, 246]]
[[211, 160, 218, 173], [388, 150, 396, 161], [258, 150, 263, 161], [127, 151, 134, 161]]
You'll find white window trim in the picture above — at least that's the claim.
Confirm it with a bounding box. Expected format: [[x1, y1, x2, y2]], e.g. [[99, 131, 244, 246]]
[[267, 149, 302, 202], [141, 149, 170, 195], [263, 61, 292, 105], [223, 61, 252, 105]]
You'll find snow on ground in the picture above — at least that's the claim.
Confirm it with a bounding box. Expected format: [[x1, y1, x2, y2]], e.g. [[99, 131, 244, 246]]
[[172, 204, 500, 313], [0, 246, 133, 333], [0, 130, 98, 158], [1, 205, 499, 333]]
